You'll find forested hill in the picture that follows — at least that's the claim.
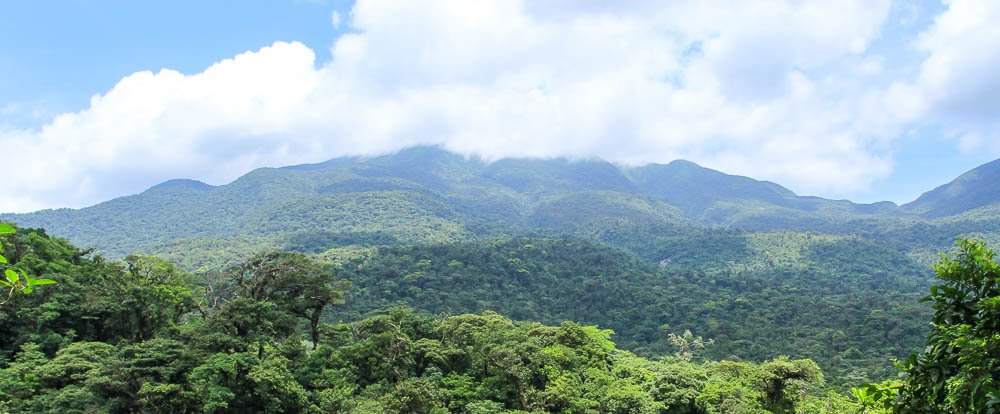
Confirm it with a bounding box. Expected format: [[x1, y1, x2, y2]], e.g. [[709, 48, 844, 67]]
[[5, 146, 998, 270], [329, 236, 930, 384], [1, 226, 996, 412]]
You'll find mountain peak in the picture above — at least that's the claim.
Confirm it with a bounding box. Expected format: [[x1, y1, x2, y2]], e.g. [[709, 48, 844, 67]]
[[665, 159, 702, 168], [627, 160, 798, 217], [144, 179, 214, 193]]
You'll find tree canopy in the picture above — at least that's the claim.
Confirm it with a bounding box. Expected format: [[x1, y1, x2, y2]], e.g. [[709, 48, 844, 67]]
[[896, 239, 1000, 412], [0, 227, 866, 413], [0, 223, 55, 304]]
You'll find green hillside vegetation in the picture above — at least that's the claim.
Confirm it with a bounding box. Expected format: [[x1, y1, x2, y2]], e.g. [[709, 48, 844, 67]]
[[625, 160, 899, 223], [6, 147, 998, 280], [5, 147, 1000, 411], [3, 225, 997, 412], [7, 145, 984, 268], [1, 226, 864, 413], [5, 149, 999, 309], [330, 236, 930, 385]]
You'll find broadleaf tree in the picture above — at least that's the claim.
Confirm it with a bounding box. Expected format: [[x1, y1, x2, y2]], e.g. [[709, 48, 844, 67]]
[[897, 239, 1000, 413], [0, 224, 56, 305]]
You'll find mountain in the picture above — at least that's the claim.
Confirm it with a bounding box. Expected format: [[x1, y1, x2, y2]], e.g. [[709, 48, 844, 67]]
[[628, 159, 799, 215], [2, 146, 920, 267], [5, 145, 998, 388], [904, 158, 1000, 218], [144, 178, 215, 192], [627, 159, 902, 227]]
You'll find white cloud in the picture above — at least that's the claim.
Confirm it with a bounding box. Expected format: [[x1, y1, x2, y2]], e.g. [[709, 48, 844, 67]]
[[906, 0, 1000, 155], [5, 0, 992, 213]]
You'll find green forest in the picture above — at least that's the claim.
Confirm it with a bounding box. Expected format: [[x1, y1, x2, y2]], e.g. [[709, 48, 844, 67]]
[[4, 149, 1000, 412], [6, 0, 1000, 409], [2, 225, 998, 413]]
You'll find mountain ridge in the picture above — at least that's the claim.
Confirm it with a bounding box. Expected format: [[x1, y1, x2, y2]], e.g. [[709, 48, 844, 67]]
[[3, 146, 992, 387], [15, 146, 931, 215], [3, 146, 999, 268], [903, 158, 1000, 218]]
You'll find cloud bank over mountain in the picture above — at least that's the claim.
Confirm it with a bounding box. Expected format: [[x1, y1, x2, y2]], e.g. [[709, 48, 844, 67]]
[[3, 0, 999, 212]]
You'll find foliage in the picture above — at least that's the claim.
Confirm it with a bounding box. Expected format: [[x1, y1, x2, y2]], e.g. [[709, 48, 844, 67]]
[[696, 357, 824, 414], [667, 330, 715, 361], [5, 147, 988, 390], [850, 380, 899, 413], [896, 239, 1000, 412], [227, 252, 351, 347], [5, 145, 991, 272], [8, 148, 1000, 412], [0, 229, 870, 413], [0, 223, 55, 304], [331, 236, 930, 385]]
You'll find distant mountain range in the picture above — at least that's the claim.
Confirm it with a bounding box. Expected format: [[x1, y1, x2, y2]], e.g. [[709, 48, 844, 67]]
[[4, 146, 999, 269]]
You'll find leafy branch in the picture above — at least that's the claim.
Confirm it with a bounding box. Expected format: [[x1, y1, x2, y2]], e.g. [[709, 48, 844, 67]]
[[0, 223, 56, 305]]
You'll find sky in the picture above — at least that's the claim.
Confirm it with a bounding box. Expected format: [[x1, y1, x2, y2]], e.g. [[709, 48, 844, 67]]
[[3, 0, 1000, 213]]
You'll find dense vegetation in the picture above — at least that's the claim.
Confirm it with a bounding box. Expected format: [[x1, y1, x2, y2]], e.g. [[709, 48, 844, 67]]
[[4, 148, 1000, 412], [2, 226, 863, 413], [3, 225, 998, 412], [0, 223, 56, 304], [8, 146, 1000, 271], [330, 236, 929, 385], [895, 239, 1000, 412]]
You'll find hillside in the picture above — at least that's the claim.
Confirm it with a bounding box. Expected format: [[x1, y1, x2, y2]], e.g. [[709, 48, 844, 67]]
[[4, 147, 997, 375], [904, 158, 1000, 218], [2, 227, 873, 413], [329, 236, 930, 384], [1, 146, 946, 269], [4, 224, 992, 413], [4, 150, 1000, 408]]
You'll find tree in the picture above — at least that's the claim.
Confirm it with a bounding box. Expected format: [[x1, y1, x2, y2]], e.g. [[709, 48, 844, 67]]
[[0, 224, 55, 305], [188, 348, 310, 413], [228, 252, 350, 347], [696, 357, 823, 414], [667, 329, 714, 362], [897, 239, 1000, 412], [107, 255, 197, 341]]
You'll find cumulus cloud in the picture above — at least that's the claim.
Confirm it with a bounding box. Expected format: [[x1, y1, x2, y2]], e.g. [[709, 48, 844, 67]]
[[2, 0, 994, 212], [908, 0, 1000, 154]]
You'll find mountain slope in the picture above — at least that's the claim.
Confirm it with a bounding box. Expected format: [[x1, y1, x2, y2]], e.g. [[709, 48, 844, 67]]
[[2, 146, 922, 265], [904, 158, 1000, 218], [9, 147, 993, 388], [628, 160, 902, 227], [332, 236, 931, 383], [628, 160, 797, 215]]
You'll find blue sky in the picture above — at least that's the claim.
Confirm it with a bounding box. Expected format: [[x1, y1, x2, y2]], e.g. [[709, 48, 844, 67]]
[[1, 0, 348, 124], [2, 0, 1000, 212]]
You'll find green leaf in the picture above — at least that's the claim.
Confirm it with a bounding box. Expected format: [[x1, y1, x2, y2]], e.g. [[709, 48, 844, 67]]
[[22, 287, 32, 294], [0, 255, 6, 264], [4, 269, 18, 284], [27, 278, 56, 286], [0, 280, 10, 287], [0, 223, 13, 234]]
